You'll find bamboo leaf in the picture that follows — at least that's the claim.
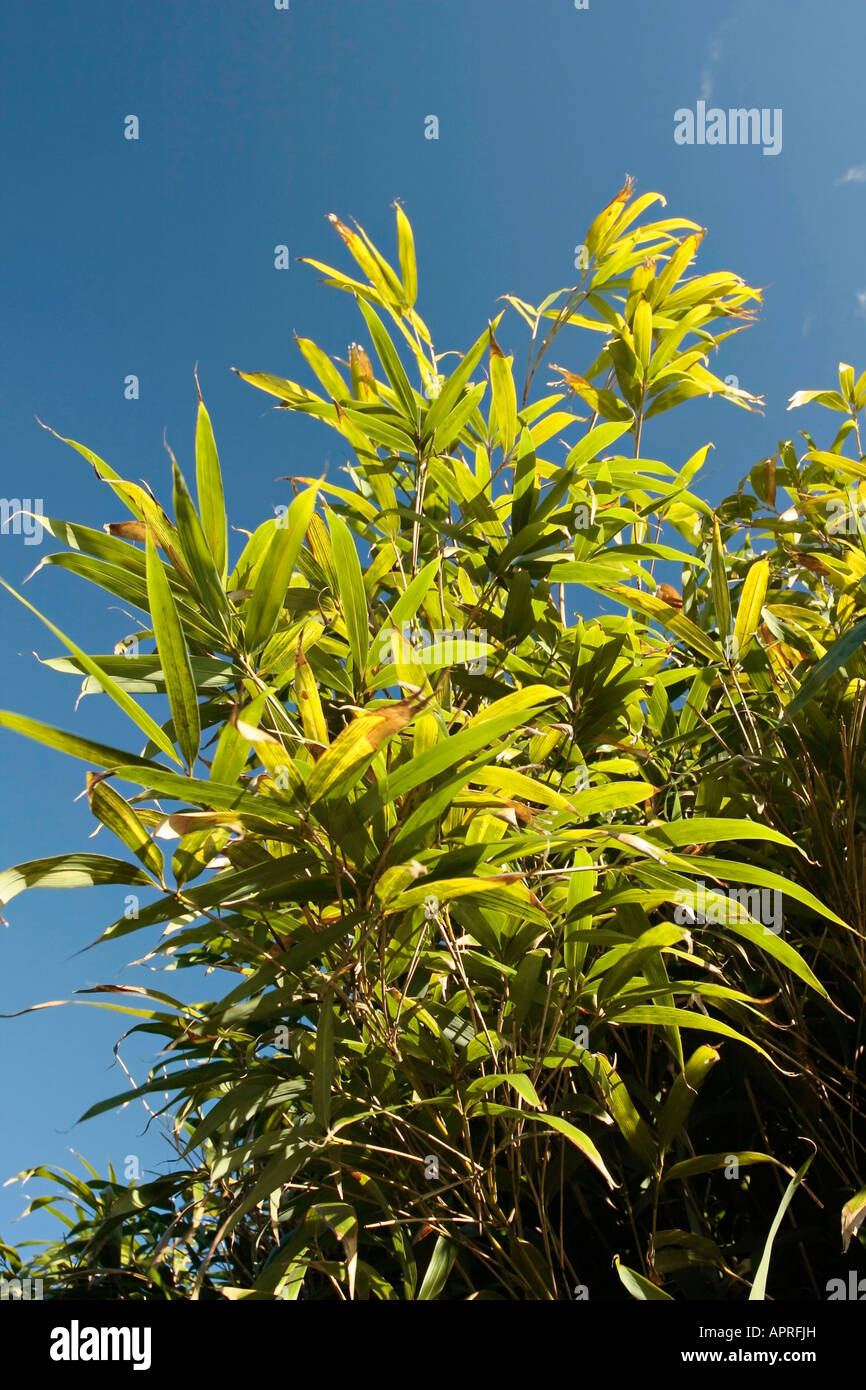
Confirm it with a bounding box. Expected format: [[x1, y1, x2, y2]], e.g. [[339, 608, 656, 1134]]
[[842, 1184, 866, 1254], [416, 1235, 457, 1300], [87, 776, 164, 880], [244, 486, 318, 653], [657, 1046, 720, 1152], [313, 988, 335, 1129], [306, 700, 417, 804], [537, 1115, 617, 1188], [329, 510, 370, 680], [733, 556, 769, 658], [0, 579, 182, 766], [0, 711, 161, 772], [749, 1150, 814, 1300], [785, 615, 866, 721], [489, 328, 518, 454], [394, 203, 418, 307], [0, 855, 157, 918], [172, 463, 231, 631], [146, 531, 201, 772], [615, 1256, 673, 1300], [710, 518, 732, 641], [195, 395, 228, 583]]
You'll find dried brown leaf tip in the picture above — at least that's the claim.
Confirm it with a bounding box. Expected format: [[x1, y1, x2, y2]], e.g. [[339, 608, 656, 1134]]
[[105, 521, 148, 543], [656, 582, 683, 609]]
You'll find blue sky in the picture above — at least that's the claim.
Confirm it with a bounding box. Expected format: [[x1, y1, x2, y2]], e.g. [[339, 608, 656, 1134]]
[[1, 0, 865, 1243]]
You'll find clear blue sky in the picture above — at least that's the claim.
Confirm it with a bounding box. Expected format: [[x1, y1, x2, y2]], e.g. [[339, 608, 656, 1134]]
[[2, 0, 865, 1243]]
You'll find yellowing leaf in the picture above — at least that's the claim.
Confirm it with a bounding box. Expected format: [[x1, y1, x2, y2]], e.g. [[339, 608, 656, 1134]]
[[306, 700, 418, 804]]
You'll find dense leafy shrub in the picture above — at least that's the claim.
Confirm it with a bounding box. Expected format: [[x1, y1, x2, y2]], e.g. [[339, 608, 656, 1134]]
[[2, 185, 861, 1299]]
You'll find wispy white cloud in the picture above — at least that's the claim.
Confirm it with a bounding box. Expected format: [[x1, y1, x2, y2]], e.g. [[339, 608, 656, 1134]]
[[837, 165, 866, 185], [856, 290, 866, 317], [699, 34, 723, 103]]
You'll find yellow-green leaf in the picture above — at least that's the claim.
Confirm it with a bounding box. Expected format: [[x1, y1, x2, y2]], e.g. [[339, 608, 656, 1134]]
[[489, 330, 518, 454], [0, 579, 182, 766], [394, 203, 418, 307], [733, 557, 769, 658], [244, 487, 318, 653], [146, 531, 201, 772], [195, 395, 228, 583]]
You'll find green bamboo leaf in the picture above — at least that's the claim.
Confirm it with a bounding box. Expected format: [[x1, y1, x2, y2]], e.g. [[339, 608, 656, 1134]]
[[195, 394, 228, 582], [329, 510, 370, 680], [244, 486, 318, 653], [465, 1073, 542, 1108], [733, 556, 769, 658], [327, 213, 404, 306], [749, 1150, 814, 1300], [615, 1256, 673, 1300], [710, 518, 732, 641], [665, 852, 849, 930], [785, 615, 866, 721], [0, 711, 162, 771], [416, 1235, 457, 1300], [146, 531, 201, 772], [87, 776, 164, 881], [657, 1046, 720, 1152], [431, 382, 488, 453], [0, 579, 181, 766], [842, 1184, 866, 1253], [394, 203, 418, 307], [646, 818, 797, 853], [313, 988, 335, 1129], [578, 1053, 657, 1166], [537, 1115, 617, 1188], [295, 335, 351, 400], [111, 765, 299, 828], [572, 782, 656, 816], [596, 582, 721, 661], [712, 915, 830, 1001], [489, 330, 518, 454], [502, 569, 533, 645], [382, 696, 561, 804], [423, 319, 499, 440], [356, 297, 417, 420], [632, 295, 652, 371], [663, 1152, 788, 1184], [33, 552, 223, 648], [390, 878, 547, 925], [306, 700, 418, 805], [611, 1007, 770, 1057], [387, 558, 440, 626], [678, 666, 715, 735], [307, 1202, 359, 1299], [0, 854, 157, 918], [592, 925, 687, 1004], [564, 420, 632, 471], [172, 463, 231, 631], [42, 654, 235, 695], [508, 952, 544, 1030]]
